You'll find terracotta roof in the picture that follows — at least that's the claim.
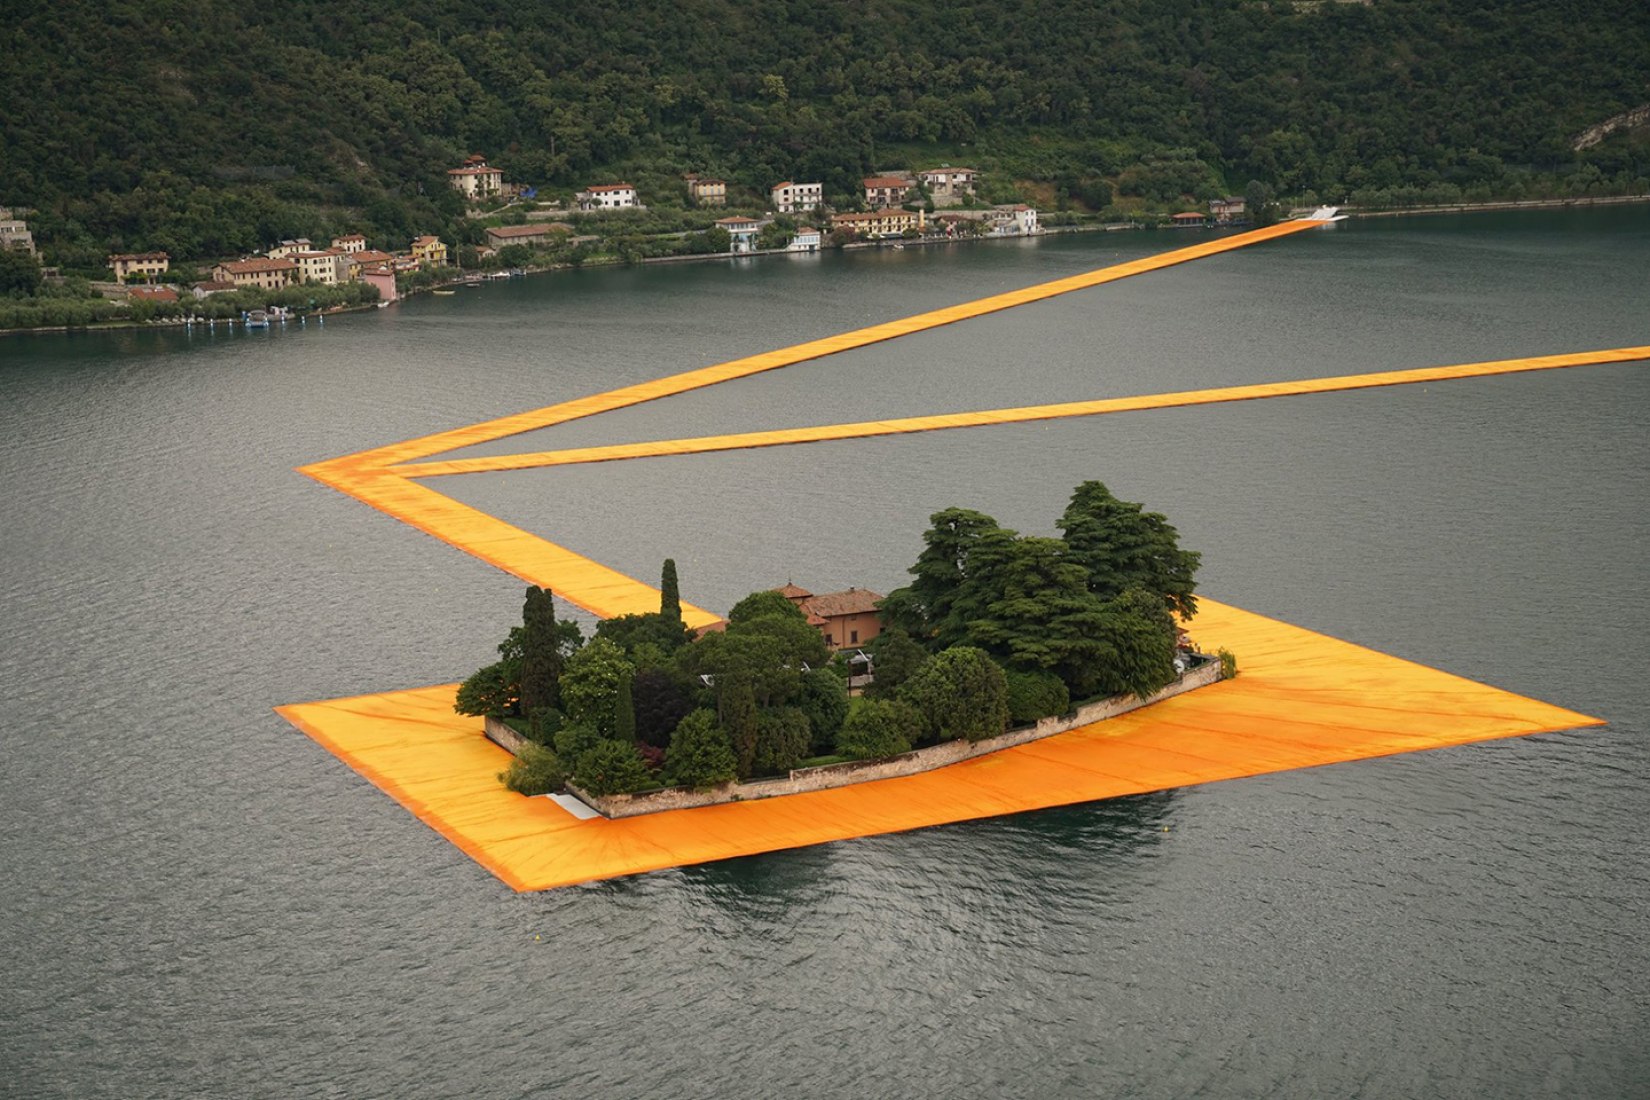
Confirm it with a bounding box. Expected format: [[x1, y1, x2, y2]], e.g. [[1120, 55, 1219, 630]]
[[128, 286, 178, 301], [716, 216, 759, 226], [411, 235, 442, 247], [588, 183, 635, 192], [771, 181, 794, 190], [1172, 212, 1207, 220], [193, 280, 236, 292], [773, 583, 813, 599], [486, 224, 551, 239], [108, 252, 169, 262], [219, 258, 296, 274], [352, 250, 395, 264], [800, 588, 884, 618], [448, 166, 503, 176], [863, 176, 909, 189]]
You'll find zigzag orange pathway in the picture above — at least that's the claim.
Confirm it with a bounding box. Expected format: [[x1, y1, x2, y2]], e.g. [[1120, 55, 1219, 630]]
[[277, 599, 1601, 892], [280, 216, 1623, 890]]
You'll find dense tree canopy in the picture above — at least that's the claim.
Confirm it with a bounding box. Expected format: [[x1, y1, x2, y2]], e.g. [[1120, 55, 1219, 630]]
[[5, 0, 1647, 269]]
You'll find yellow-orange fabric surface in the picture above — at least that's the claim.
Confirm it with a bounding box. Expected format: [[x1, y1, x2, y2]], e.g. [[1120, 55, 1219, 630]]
[[276, 598, 1601, 893]]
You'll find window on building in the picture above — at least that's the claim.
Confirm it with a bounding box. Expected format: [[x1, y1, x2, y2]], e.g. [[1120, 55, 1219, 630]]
[[850, 630, 859, 644]]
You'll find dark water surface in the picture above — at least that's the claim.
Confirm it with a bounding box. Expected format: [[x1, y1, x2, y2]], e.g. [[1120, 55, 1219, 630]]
[[2, 210, 1647, 1098]]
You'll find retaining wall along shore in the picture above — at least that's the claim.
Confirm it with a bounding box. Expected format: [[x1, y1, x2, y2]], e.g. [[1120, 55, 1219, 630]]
[[563, 659, 1222, 818]]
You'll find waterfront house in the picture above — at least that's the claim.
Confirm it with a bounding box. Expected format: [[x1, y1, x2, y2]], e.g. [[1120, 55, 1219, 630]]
[[684, 175, 727, 206], [191, 280, 237, 299], [212, 257, 297, 290], [863, 175, 912, 206], [578, 183, 639, 210], [776, 583, 886, 650], [1210, 196, 1246, 223], [107, 251, 170, 284], [715, 215, 761, 254], [770, 180, 823, 214], [830, 207, 924, 238], [448, 156, 505, 201], [788, 226, 821, 252], [345, 249, 395, 279], [992, 204, 1040, 235], [410, 235, 448, 267], [918, 166, 978, 205], [331, 234, 367, 253], [485, 224, 554, 249], [1171, 211, 1209, 227], [359, 263, 398, 303]]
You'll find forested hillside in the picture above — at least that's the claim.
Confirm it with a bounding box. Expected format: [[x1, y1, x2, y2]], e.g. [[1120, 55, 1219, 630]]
[[3, 0, 1647, 269]]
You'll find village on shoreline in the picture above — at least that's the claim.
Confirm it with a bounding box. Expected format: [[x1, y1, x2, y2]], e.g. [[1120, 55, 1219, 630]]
[[5, 156, 1647, 337]]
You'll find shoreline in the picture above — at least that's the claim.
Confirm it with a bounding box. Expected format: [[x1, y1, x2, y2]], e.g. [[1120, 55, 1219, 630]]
[[9, 193, 1648, 338]]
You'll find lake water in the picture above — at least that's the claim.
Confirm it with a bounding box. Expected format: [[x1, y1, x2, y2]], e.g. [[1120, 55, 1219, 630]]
[[2, 209, 1646, 1098]]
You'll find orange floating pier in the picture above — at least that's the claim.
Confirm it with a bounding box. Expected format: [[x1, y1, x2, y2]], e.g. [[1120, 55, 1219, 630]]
[[277, 599, 1601, 892]]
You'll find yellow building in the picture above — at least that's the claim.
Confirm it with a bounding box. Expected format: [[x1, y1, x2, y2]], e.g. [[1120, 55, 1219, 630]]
[[211, 258, 297, 291], [410, 236, 449, 268], [684, 175, 727, 206], [829, 208, 925, 238], [107, 252, 170, 284]]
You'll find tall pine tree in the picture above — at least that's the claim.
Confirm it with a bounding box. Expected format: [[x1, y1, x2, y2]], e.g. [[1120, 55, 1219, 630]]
[[660, 558, 682, 628], [519, 586, 564, 716]]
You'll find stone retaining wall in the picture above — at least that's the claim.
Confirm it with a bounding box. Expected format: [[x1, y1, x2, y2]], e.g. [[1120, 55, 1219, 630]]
[[484, 715, 530, 755], [572, 659, 1222, 819]]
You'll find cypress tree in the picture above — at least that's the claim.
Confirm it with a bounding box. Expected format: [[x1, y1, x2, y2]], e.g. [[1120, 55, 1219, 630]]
[[519, 586, 563, 716], [660, 558, 682, 628]]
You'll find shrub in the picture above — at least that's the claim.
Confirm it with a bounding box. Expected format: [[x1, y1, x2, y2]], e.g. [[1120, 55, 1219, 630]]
[[837, 698, 921, 760], [499, 743, 567, 796], [1218, 648, 1239, 681], [665, 709, 738, 789], [571, 740, 651, 796], [553, 721, 604, 762], [1004, 669, 1070, 724], [897, 646, 1009, 743], [454, 660, 518, 717]]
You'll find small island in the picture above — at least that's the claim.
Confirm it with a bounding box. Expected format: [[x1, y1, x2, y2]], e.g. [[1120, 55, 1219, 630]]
[[456, 480, 1235, 816]]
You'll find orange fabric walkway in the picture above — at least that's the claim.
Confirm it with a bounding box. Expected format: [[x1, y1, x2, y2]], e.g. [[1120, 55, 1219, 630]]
[[389, 345, 1650, 478], [277, 599, 1601, 892]]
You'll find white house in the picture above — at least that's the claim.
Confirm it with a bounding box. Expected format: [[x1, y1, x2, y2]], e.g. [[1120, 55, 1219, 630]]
[[992, 204, 1039, 235], [715, 216, 761, 254], [579, 183, 638, 210], [770, 181, 823, 214], [788, 226, 822, 253]]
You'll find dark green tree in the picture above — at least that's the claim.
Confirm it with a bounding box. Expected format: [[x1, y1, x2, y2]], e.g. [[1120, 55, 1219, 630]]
[[519, 586, 563, 715], [753, 707, 811, 776], [665, 709, 738, 788], [796, 668, 849, 753], [454, 661, 517, 717], [837, 698, 922, 760], [1004, 669, 1071, 724], [1057, 481, 1201, 619], [558, 636, 635, 735], [633, 666, 694, 747], [660, 558, 683, 628], [879, 508, 1017, 649], [965, 535, 1119, 691], [1245, 180, 1280, 227], [897, 646, 1009, 743], [572, 740, 651, 795], [720, 673, 761, 779], [865, 627, 932, 699], [499, 743, 567, 796]]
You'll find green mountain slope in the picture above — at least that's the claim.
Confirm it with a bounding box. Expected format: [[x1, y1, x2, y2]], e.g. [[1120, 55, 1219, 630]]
[[3, 0, 1647, 268]]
